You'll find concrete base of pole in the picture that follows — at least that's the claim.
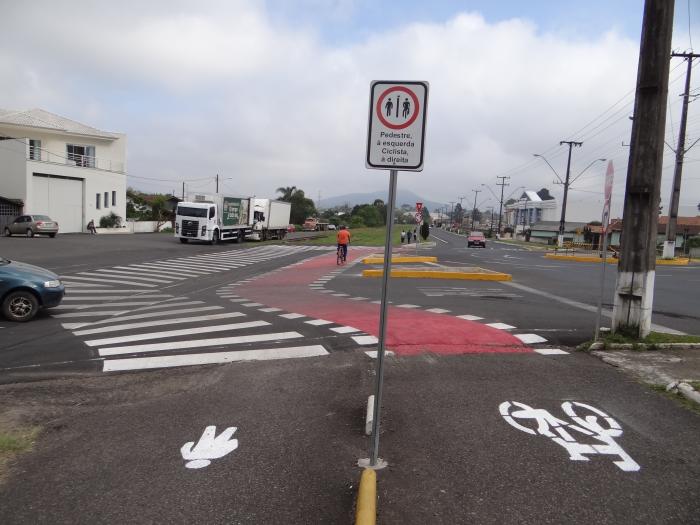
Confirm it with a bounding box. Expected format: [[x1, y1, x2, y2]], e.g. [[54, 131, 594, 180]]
[[662, 240, 676, 259], [557, 234, 564, 247], [358, 457, 388, 470], [612, 270, 655, 338]]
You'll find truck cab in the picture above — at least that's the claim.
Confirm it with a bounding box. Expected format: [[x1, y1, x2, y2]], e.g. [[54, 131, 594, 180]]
[[175, 202, 217, 243]]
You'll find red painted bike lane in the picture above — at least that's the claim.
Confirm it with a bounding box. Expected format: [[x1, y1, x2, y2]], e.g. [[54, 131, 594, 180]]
[[237, 249, 529, 355]]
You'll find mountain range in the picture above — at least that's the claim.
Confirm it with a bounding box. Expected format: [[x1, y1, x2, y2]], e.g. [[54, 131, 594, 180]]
[[321, 190, 444, 212]]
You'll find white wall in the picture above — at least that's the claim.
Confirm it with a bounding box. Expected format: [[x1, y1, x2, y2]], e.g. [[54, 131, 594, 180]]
[[0, 139, 29, 202]]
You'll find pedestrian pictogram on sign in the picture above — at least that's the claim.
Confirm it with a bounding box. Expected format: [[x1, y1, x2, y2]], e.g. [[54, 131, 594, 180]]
[[366, 81, 429, 171]]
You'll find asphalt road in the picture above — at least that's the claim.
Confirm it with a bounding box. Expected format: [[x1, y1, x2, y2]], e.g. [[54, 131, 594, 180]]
[[1, 232, 698, 523]]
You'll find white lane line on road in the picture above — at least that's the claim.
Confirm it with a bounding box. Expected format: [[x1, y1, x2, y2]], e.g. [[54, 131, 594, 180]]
[[353, 335, 378, 345], [486, 322, 516, 330], [279, 313, 305, 319], [112, 266, 186, 279], [102, 345, 329, 372], [397, 304, 420, 309], [426, 308, 450, 314], [430, 235, 449, 244], [258, 307, 282, 313], [129, 263, 212, 276], [503, 281, 687, 335], [305, 319, 333, 326], [53, 310, 130, 318], [59, 276, 156, 288], [83, 270, 173, 283], [53, 301, 158, 310], [99, 331, 303, 356], [242, 302, 263, 307], [514, 333, 548, 344], [63, 289, 157, 294], [85, 320, 270, 347], [365, 350, 395, 358], [71, 312, 246, 335], [62, 295, 171, 301], [534, 348, 569, 355], [330, 326, 360, 334], [66, 306, 224, 328]]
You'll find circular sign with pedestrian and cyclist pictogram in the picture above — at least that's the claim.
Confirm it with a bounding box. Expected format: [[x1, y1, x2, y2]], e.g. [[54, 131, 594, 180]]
[[366, 81, 429, 171]]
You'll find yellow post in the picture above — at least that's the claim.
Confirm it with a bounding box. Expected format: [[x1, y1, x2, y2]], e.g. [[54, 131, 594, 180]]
[[355, 468, 377, 525]]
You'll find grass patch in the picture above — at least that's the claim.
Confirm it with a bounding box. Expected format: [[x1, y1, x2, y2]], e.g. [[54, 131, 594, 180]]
[[0, 427, 40, 455], [649, 385, 700, 414], [302, 225, 425, 247], [582, 330, 700, 350]]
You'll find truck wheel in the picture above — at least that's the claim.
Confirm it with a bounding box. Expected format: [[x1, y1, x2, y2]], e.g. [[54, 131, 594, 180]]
[[211, 230, 220, 245], [262, 230, 267, 241], [179, 238, 189, 244], [236, 232, 244, 244]]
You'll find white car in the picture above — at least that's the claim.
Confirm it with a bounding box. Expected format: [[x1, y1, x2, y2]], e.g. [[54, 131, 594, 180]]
[[327, 224, 337, 230]]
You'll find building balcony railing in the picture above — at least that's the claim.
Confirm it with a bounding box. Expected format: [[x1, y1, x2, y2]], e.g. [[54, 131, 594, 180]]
[[28, 148, 125, 173]]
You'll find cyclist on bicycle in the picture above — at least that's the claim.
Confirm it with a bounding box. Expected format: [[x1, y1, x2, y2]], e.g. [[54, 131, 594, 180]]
[[336, 225, 350, 261]]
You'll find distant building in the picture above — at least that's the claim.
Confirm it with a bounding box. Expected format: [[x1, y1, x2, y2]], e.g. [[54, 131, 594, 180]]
[[0, 108, 126, 233], [505, 190, 558, 233]]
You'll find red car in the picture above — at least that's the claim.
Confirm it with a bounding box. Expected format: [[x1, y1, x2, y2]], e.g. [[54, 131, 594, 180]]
[[467, 231, 486, 248], [286, 224, 296, 233]]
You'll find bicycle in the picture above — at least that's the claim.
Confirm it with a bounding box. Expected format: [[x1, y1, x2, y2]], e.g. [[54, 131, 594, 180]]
[[337, 244, 347, 265]]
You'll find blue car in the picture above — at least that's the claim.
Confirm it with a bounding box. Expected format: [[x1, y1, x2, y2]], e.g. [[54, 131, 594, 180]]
[[0, 257, 65, 322]]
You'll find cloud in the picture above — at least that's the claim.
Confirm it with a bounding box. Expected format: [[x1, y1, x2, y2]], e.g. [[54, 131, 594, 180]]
[[1, 2, 697, 219]]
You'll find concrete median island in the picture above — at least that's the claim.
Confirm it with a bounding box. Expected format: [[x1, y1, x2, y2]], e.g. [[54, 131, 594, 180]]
[[362, 265, 512, 281]]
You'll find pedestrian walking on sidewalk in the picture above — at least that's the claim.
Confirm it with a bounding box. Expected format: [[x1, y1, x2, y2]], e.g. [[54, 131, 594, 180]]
[[401, 230, 406, 243]]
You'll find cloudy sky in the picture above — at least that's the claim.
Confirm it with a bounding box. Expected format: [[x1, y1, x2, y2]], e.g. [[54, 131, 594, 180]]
[[2, 0, 699, 220]]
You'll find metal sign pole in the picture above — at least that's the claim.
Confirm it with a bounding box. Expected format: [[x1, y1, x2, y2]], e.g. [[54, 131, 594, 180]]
[[594, 231, 610, 341], [370, 168, 398, 466]]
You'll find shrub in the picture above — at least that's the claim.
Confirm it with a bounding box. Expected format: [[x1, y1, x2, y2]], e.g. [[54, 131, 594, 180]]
[[99, 212, 122, 228]]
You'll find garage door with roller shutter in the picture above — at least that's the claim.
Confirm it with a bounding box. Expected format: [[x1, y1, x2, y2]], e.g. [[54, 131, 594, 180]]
[[32, 174, 84, 233]]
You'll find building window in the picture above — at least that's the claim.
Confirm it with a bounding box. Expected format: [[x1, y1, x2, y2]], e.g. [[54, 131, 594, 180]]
[[112, 191, 116, 207], [104, 192, 109, 208], [29, 139, 41, 161], [67, 144, 96, 168], [96, 193, 101, 209]]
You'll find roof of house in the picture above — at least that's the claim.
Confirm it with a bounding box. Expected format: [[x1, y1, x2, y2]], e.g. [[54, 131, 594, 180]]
[[0, 108, 120, 139]]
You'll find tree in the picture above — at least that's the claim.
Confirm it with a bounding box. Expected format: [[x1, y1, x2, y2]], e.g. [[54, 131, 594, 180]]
[[373, 199, 387, 225], [420, 222, 429, 240], [276, 187, 316, 224], [276, 186, 298, 201], [505, 198, 516, 206], [352, 204, 382, 227]]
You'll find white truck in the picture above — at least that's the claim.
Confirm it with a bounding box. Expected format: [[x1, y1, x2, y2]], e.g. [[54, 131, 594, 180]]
[[248, 198, 291, 241], [175, 194, 291, 244]]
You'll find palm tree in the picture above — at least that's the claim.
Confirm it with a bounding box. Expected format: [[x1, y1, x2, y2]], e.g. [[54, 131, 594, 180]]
[[276, 186, 297, 202]]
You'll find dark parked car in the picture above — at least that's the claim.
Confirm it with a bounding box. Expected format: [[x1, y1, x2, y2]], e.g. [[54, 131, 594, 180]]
[[467, 231, 486, 248], [4, 214, 59, 237], [0, 257, 64, 321]]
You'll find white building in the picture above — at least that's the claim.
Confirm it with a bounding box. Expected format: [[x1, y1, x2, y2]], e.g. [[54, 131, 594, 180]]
[[505, 190, 558, 232], [0, 108, 126, 233]]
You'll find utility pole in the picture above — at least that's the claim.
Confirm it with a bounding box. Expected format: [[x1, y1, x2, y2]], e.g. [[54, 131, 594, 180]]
[[182, 182, 185, 200], [487, 206, 494, 235], [216, 174, 219, 193], [556, 141, 583, 246], [663, 52, 699, 258], [612, 0, 675, 338], [449, 201, 455, 228], [470, 189, 481, 230], [496, 176, 510, 234]]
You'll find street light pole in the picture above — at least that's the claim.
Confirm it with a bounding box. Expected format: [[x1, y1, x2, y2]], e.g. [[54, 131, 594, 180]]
[[470, 189, 481, 230], [496, 176, 510, 234], [557, 141, 583, 246]]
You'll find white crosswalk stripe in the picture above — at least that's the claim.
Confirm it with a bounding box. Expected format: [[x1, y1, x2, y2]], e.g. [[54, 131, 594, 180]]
[[50, 245, 338, 373]]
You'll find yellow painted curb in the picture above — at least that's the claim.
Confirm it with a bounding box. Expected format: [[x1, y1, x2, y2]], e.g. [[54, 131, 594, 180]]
[[656, 258, 690, 266], [362, 256, 438, 264], [545, 254, 690, 266], [355, 468, 376, 525], [545, 254, 617, 264], [362, 269, 512, 281]]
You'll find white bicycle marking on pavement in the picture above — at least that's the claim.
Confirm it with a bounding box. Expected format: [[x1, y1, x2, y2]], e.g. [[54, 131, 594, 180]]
[[181, 426, 239, 469], [499, 401, 640, 472]]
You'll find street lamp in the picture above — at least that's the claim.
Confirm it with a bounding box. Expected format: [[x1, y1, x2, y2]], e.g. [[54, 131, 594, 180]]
[[533, 152, 605, 246]]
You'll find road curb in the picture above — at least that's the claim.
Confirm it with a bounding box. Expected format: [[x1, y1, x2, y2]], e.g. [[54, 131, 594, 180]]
[[589, 342, 700, 350], [545, 254, 690, 265], [355, 468, 377, 525], [361, 268, 512, 281]]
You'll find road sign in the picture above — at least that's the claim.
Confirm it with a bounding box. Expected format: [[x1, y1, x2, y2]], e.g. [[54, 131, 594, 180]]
[[366, 81, 429, 171], [601, 161, 614, 233], [415, 212, 422, 224]]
